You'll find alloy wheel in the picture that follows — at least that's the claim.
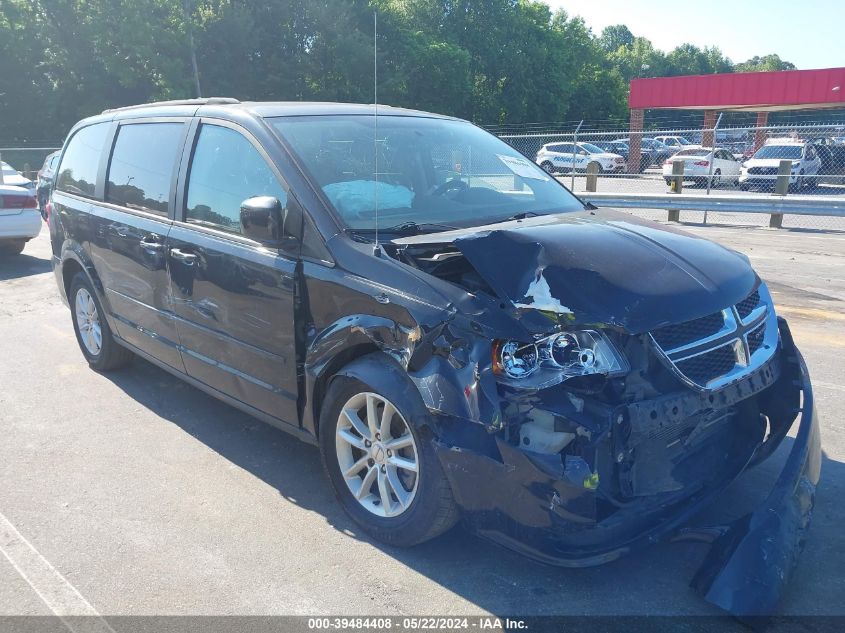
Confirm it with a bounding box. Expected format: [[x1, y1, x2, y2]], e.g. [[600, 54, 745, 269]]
[[335, 392, 419, 518], [75, 288, 102, 356]]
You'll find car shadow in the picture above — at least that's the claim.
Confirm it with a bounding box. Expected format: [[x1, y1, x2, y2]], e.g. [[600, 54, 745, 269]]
[[101, 355, 844, 619], [0, 251, 52, 280]]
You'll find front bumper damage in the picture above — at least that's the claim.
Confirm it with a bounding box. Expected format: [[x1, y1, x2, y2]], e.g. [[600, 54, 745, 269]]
[[434, 319, 820, 617]]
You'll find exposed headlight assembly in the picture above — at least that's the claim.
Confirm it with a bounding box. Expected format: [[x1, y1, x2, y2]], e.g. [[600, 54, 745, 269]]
[[492, 330, 628, 389]]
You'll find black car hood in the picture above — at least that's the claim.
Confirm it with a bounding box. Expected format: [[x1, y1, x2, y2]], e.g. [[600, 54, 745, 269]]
[[395, 210, 757, 334]]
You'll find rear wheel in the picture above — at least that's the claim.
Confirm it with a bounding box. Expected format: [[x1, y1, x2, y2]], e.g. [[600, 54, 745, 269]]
[[711, 169, 721, 188], [540, 161, 555, 174], [0, 240, 26, 256], [319, 371, 458, 546], [69, 272, 133, 371]]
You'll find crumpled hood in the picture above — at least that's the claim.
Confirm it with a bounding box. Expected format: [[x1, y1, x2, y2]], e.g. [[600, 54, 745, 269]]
[[447, 211, 757, 334]]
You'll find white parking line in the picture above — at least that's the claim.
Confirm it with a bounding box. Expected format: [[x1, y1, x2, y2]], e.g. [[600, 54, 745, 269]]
[[0, 510, 115, 633]]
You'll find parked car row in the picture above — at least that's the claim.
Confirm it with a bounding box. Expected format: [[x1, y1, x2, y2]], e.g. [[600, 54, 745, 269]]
[[535, 137, 683, 174]]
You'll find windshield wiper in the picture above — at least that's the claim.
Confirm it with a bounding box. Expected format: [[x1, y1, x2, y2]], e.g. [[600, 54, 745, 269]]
[[504, 211, 543, 221], [353, 221, 460, 236]]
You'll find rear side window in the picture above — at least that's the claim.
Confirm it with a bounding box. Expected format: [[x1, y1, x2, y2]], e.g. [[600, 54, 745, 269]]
[[185, 124, 287, 234], [106, 123, 184, 216], [56, 123, 109, 198]]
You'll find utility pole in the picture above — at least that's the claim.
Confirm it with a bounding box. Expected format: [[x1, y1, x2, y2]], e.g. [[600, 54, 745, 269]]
[[182, 0, 202, 98]]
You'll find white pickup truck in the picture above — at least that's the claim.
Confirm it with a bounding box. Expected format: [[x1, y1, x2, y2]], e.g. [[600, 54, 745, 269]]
[[0, 184, 42, 256]]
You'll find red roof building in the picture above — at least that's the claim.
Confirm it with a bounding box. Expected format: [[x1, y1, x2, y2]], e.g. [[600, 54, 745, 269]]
[[625, 67, 845, 172]]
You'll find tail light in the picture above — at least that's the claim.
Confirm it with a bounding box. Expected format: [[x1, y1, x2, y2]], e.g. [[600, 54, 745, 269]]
[[1, 193, 37, 209], [693, 160, 710, 167]]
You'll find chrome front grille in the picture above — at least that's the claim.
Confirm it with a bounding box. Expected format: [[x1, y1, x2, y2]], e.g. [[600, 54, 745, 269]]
[[649, 284, 778, 390], [748, 167, 778, 176]]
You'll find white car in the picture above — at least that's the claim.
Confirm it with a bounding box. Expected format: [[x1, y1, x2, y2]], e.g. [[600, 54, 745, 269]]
[[1, 161, 35, 190], [536, 142, 626, 174], [0, 184, 41, 256], [739, 140, 822, 191], [652, 135, 692, 154], [662, 146, 742, 188]]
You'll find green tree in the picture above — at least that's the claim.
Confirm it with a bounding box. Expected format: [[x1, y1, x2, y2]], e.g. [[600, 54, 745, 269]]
[[735, 54, 796, 72], [599, 24, 634, 53]]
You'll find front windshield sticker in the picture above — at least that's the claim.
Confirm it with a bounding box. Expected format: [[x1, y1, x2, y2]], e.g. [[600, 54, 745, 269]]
[[497, 154, 549, 181]]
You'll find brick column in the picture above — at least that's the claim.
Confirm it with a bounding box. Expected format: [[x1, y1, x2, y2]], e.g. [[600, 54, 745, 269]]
[[628, 109, 644, 174], [701, 110, 717, 147], [754, 112, 769, 152]]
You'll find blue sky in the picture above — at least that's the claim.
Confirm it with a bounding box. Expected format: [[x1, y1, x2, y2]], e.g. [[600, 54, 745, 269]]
[[547, 0, 844, 70]]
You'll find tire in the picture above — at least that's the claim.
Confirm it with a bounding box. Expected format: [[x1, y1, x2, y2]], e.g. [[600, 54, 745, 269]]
[[0, 240, 26, 256], [788, 171, 803, 194], [319, 367, 458, 547], [540, 161, 555, 175], [664, 178, 672, 186], [69, 272, 133, 371], [711, 169, 721, 188]]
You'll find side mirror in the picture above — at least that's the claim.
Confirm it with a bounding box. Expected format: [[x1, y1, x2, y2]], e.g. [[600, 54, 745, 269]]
[[240, 196, 283, 244], [240, 195, 304, 248]]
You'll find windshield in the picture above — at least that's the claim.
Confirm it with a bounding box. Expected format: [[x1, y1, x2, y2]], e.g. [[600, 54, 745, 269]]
[[270, 115, 585, 231], [579, 143, 605, 154], [754, 145, 802, 160]]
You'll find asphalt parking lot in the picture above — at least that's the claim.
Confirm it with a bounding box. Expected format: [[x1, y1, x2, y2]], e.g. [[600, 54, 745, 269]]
[[1, 220, 844, 620]]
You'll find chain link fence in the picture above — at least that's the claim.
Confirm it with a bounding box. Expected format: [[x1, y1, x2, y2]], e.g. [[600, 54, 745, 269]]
[[496, 122, 845, 231], [0, 146, 62, 182]]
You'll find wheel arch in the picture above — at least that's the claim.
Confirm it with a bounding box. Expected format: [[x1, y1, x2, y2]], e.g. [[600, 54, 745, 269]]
[[59, 243, 118, 331], [317, 350, 436, 442]]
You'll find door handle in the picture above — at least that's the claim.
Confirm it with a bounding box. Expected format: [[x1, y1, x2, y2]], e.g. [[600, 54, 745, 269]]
[[139, 238, 164, 252], [170, 248, 198, 265]]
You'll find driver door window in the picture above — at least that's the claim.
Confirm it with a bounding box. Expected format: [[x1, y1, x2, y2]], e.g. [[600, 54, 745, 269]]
[[185, 124, 287, 234]]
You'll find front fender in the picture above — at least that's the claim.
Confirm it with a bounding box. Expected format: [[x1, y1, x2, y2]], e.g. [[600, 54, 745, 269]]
[[303, 313, 505, 438]]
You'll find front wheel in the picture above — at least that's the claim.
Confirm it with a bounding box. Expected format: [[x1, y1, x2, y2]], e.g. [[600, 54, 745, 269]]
[[319, 370, 458, 546], [69, 272, 133, 371]]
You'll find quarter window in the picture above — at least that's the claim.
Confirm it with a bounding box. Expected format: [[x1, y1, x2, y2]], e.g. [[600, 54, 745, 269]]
[[56, 123, 109, 198], [185, 124, 287, 234], [106, 122, 184, 216]]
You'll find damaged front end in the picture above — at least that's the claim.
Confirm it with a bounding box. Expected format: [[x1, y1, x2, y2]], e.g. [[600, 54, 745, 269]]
[[382, 214, 820, 617]]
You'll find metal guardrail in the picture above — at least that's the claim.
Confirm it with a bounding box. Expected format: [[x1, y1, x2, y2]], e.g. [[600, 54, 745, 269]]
[[581, 192, 845, 217]]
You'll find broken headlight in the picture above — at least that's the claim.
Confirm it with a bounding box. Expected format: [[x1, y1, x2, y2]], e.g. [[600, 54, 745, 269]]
[[492, 330, 628, 389]]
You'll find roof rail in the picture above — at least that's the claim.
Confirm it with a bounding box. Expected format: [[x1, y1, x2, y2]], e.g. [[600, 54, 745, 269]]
[[102, 97, 240, 114]]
